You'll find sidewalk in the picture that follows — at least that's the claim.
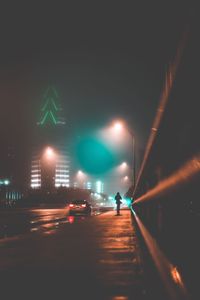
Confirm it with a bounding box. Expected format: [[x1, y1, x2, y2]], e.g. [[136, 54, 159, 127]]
[[94, 209, 145, 299]]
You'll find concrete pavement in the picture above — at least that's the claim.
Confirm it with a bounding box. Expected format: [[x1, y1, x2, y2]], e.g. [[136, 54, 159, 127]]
[[95, 209, 145, 298]]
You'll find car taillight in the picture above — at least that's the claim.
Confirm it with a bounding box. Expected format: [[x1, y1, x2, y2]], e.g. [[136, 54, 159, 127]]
[[81, 204, 86, 207], [69, 204, 74, 208]]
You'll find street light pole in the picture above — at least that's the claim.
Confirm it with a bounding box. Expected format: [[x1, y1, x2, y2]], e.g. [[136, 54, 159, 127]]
[[112, 121, 136, 192], [133, 136, 136, 191], [129, 129, 135, 191]]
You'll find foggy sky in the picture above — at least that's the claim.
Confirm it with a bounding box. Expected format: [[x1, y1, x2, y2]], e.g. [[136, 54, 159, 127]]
[[0, 2, 195, 185]]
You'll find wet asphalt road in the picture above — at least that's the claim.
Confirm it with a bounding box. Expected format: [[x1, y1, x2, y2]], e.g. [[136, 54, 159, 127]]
[[0, 208, 145, 300], [0, 208, 66, 238], [0, 206, 102, 239]]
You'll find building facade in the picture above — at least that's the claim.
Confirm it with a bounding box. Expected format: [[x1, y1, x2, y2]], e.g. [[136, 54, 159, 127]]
[[30, 87, 70, 190]]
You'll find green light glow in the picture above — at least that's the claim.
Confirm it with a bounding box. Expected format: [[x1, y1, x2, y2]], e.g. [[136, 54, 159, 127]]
[[41, 111, 49, 125], [49, 111, 57, 124], [41, 98, 49, 112], [51, 98, 58, 111], [40, 111, 57, 125], [41, 98, 58, 112], [0, 179, 10, 185], [76, 137, 116, 175], [124, 197, 132, 207], [39, 86, 60, 126]]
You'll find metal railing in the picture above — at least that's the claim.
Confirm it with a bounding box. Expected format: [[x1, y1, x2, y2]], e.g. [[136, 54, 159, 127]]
[[130, 24, 200, 300]]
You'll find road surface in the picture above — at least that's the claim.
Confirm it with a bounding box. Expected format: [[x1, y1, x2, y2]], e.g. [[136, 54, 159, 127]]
[[0, 208, 146, 300]]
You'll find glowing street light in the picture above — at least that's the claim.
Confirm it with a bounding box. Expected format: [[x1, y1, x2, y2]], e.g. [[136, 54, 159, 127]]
[[116, 162, 129, 175], [76, 170, 87, 188], [121, 162, 128, 168], [113, 121, 123, 132], [77, 170, 84, 176], [122, 175, 130, 186], [44, 147, 55, 160], [112, 120, 136, 190], [41, 147, 57, 190], [0, 179, 10, 186]]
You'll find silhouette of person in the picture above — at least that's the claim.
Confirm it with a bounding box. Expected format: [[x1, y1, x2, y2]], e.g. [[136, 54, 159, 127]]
[[115, 192, 122, 215]]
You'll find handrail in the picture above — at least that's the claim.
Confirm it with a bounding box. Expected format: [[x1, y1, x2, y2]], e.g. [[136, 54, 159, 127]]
[[133, 154, 200, 205], [133, 28, 189, 198], [130, 206, 190, 300], [129, 25, 197, 299]]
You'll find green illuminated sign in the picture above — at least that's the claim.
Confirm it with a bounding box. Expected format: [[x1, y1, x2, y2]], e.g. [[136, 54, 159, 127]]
[[38, 86, 60, 126]]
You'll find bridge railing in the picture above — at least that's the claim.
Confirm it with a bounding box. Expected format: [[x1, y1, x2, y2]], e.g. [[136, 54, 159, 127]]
[[131, 23, 200, 300]]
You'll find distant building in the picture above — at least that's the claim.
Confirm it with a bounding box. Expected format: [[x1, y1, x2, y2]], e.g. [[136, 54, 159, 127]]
[[95, 180, 104, 194], [30, 87, 70, 190], [86, 181, 92, 190], [0, 178, 23, 207]]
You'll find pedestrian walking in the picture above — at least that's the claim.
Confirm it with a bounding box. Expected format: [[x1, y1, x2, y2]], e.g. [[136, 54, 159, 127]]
[[115, 192, 122, 215]]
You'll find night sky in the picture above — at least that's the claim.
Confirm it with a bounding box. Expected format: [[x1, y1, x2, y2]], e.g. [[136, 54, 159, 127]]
[[0, 2, 195, 187]]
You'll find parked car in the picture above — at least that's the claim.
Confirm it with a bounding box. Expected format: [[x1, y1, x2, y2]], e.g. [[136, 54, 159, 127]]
[[68, 200, 92, 216]]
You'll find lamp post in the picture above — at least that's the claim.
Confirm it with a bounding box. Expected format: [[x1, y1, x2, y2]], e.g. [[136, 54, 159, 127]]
[[129, 128, 136, 191], [76, 170, 87, 188], [112, 121, 136, 191]]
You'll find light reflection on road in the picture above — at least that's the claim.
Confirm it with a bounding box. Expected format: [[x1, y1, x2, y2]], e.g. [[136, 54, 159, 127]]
[[0, 207, 96, 239], [29, 212, 89, 235]]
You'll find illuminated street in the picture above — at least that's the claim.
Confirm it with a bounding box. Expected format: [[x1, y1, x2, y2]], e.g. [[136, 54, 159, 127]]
[[0, 208, 146, 299], [0, 208, 68, 238], [1, 3, 199, 300]]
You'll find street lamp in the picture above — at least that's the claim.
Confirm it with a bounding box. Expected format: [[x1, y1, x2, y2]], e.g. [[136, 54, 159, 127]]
[[113, 122, 123, 132], [44, 147, 56, 161], [42, 146, 57, 190], [112, 121, 136, 190], [117, 162, 129, 174], [121, 162, 128, 169], [76, 170, 87, 188]]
